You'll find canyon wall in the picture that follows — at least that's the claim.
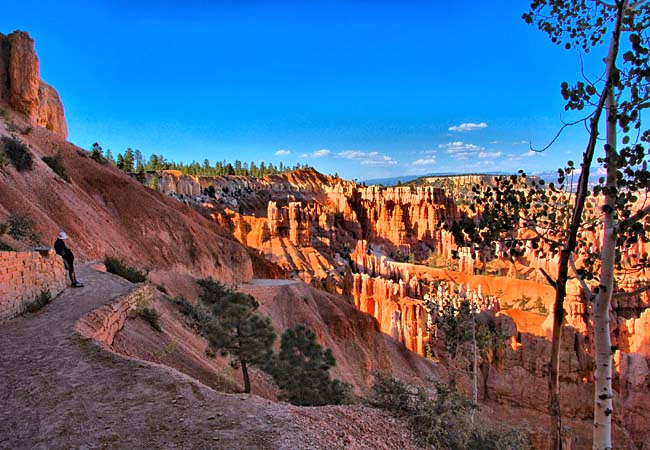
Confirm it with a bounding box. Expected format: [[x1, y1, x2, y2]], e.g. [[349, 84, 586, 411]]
[[0, 249, 66, 321], [0, 31, 67, 138], [347, 240, 501, 356]]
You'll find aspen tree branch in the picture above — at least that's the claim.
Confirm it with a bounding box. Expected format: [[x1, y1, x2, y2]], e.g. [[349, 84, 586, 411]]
[[613, 283, 650, 298], [569, 254, 594, 298], [530, 113, 596, 153], [539, 268, 558, 288], [621, 204, 650, 226]]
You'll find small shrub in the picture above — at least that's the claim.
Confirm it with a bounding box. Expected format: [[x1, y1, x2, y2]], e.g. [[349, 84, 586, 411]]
[[0, 150, 7, 167], [21, 126, 33, 135], [534, 296, 548, 315], [129, 289, 161, 331], [154, 342, 177, 359], [42, 153, 70, 182], [1, 136, 33, 171], [173, 295, 195, 315], [155, 283, 168, 294], [4, 214, 41, 245], [196, 278, 228, 305], [104, 256, 147, 283], [367, 374, 527, 449], [135, 306, 161, 331], [24, 291, 52, 313]]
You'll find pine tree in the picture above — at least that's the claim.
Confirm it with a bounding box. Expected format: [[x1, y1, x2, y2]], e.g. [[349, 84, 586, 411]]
[[123, 148, 135, 172], [134, 149, 144, 172], [194, 279, 276, 393], [90, 142, 104, 164], [267, 324, 351, 406], [116, 153, 125, 171], [105, 149, 115, 165]]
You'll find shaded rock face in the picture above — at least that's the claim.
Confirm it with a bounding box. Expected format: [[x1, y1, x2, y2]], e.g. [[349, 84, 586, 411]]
[[0, 31, 67, 138]]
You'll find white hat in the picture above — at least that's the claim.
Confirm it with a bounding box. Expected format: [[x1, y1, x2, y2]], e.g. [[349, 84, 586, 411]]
[[58, 231, 68, 240]]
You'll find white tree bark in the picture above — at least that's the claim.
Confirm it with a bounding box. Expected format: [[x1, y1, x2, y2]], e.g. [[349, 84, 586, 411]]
[[592, 83, 618, 450]]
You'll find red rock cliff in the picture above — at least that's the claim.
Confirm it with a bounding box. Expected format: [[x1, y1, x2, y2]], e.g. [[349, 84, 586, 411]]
[[0, 31, 67, 138]]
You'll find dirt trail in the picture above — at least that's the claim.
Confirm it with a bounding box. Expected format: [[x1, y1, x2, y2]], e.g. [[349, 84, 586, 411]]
[[0, 265, 417, 450], [248, 279, 300, 287]]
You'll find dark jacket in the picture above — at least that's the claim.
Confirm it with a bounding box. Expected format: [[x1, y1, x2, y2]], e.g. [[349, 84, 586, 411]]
[[54, 238, 74, 263]]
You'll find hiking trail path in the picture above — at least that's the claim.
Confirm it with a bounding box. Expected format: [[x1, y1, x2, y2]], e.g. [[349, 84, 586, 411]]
[[0, 265, 414, 450]]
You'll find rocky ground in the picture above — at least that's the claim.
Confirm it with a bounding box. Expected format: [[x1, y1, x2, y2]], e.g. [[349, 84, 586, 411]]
[[0, 265, 419, 449]]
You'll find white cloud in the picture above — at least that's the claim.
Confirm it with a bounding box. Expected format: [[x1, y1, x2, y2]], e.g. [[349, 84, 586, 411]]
[[438, 141, 485, 160], [478, 151, 503, 159], [439, 141, 483, 153], [336, 150, 398, 166], [300, 149, 331, 158], [512, 140, 529, 145], [489, 140, 502, 144], [274, 149, 291, 156], [412, 158, 437, 165], [448, 122, 488, 132], [524, 150, 537, 157]]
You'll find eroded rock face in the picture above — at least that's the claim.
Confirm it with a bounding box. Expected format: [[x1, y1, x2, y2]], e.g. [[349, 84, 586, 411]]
[[0, 31, 67, 138]]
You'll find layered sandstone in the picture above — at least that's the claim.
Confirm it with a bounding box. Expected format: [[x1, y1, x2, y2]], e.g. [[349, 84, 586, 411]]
[[0, 249, 66, 321], [0, 31, 67, 138], [152, 170, 463, 264], [76, 285, 154, 346]]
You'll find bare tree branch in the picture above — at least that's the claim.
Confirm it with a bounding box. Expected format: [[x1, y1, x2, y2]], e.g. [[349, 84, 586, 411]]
[[539, 267, 558, 288], [530, 113, 595, 153], [613, 283, 650, 298], [569, 254, 594, 298], [579, 52, 597, 87]]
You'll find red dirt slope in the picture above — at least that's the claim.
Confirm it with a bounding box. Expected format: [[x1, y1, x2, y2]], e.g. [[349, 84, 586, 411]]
[[0, 108, 252, 285]]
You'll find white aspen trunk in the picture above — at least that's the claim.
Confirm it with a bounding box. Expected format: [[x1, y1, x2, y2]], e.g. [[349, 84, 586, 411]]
[[593, 84, 618, 450]]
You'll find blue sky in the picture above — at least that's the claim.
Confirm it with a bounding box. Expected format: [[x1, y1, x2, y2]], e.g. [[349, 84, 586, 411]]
[[1, 1, 605, 180]]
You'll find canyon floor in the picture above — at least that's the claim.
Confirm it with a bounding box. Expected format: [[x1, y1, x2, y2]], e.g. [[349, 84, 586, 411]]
[[0, 265, 418, 450]]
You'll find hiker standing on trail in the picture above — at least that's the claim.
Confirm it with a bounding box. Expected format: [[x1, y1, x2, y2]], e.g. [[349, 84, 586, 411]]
[[54, 231, 83, 287]]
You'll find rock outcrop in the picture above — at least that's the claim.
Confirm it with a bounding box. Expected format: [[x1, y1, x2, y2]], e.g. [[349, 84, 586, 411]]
[[0, 31, 67, 138]]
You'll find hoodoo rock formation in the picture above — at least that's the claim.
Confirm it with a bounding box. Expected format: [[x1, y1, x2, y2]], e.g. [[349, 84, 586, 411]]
[[0, 31, 67, 138], [139, 164, 650, 447], [3, 30, 650, 449]]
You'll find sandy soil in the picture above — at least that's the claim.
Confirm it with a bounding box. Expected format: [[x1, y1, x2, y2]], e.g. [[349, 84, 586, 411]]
[[0, 265, 419, 449]]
